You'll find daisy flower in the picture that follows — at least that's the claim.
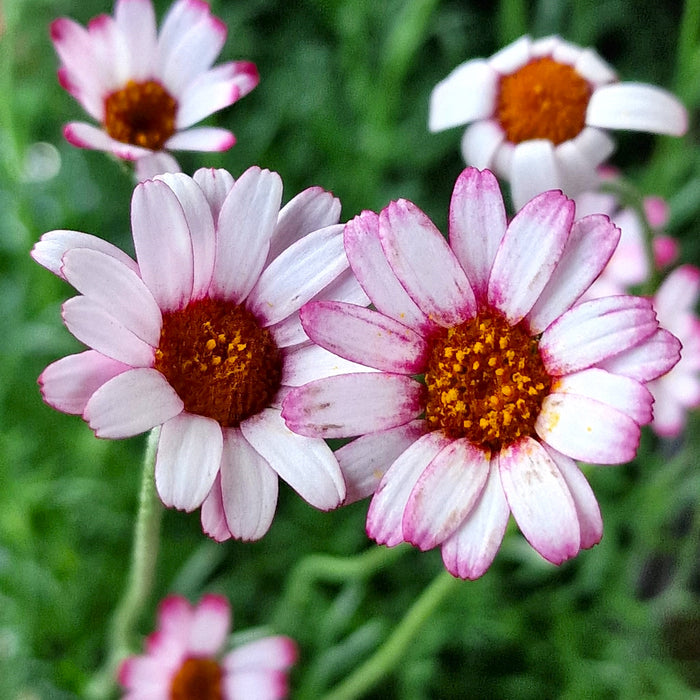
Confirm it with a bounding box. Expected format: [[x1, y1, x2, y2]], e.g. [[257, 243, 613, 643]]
[[118, 594, 297, 699], [646, 265, 700, 437], [282, 167, 681, 579], [32, 167, 371, 541], [429, 35, 688, 208], [50, 0, 258, 164]]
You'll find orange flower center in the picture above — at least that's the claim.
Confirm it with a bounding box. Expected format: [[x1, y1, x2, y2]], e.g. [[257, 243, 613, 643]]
[[154, 298, 283, 427], [104, 79, 177, 149], [425, 311, 552, 451], [170, 656, 223, 700], [496, 57, 592, 145]]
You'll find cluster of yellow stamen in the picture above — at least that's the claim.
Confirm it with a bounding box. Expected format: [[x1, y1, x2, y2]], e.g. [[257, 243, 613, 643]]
[[496, 57, 592, 145], [104, 79, 177, 149], [170, 656, 223, 700], [154, 298, 282, 427], [424, 312, 552, 451]]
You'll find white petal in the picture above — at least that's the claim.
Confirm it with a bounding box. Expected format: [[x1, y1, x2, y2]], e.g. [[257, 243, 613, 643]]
[[281, 342, 376, 387], [598, 328, 681, 382], [508, 140, 561, 210], [193, 167, 235, 219], [574, 48, 616, 86], [554, 139, 600, 196], [460, 120, 505, 170], [134, 152, 181, 181], [200, 474, 233, 542], [114, 0, 157, 81], [489, 35, 532, 73], [63, 122, 152, 160], [165, 127, 235, 152]]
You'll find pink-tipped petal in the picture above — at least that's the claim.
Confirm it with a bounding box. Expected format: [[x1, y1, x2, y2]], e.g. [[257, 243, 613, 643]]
[[448, 167, 507, 302], [188, 594, 230, 656], [224, 636, 297, 671], [114, 0, 157, 81], [63, 122, 152, 160], [241, 408, 345, 510], [84, 368, 183, 438], [281, 343, 376, 387], [488, 190, 574, 324], [193, 167, 235, 218], [403, 439, 490, 551], [380, 199, 476, 327], [164, 126, 235, 152], [282, 373, 424, 439], [441, 459, 510, 580], [155, 412, 223, 511], [499, 437, 581, 565], [367, 431, 452, 547]]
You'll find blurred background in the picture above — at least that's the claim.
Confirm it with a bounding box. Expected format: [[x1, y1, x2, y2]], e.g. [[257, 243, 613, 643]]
[[1, 0, 699, 697]]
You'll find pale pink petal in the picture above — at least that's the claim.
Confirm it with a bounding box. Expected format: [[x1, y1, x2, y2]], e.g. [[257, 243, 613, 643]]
[[448, 167, 507, 302], [281, 373, 424, 439], [62, 296, 155, 367], [131, 179, 194, 311], [654, 265, 700, 319], [57, 67, 104, 122], [499, 437, 581, 565], [598, 328, 681, 382], [268, 187, 341, 264], [39, 350, 131, 415], [586, 83, 688, 136], [155, 412, 223, 511], [488, 190, 574, 324], [403, 439, 490, 551], [223, 671, 289, 700], [554, 138, 600, 196], [508, 140, 560, 210], [247, 224, 346, 325], [343, 210, 432, 333], [380, 199, 476, 326], [267, 313, 309, 349], [193, 167, 235, 218], [114, 0, 157, 81], [210, 167, 282, 302], [87, 14, 130, 88], [460, 120, 505, 170], [649, 382, 687, 437], [552, 368, 653, 425], [224, 636, 297, 671], [176, 61, 258, 128], [61, 248, 162, 345], [653, 235, 679, 268], [84, 368, 184, 438], [539, 296, 658, 375], [570, 127, 616, 169], [200, 474, 233, 542], [63, 122, 152, 160], [542, 445, 602, 550], [240, 408, 345, 510], [428, 60, 498, 131], [156, 595, 194, 648], [219, 428, 279, 541], [281, 342, 376, 387], [336, 420, 427, 504], [536, 392, 641, 464], [526, 214, 620, 333], [441, 459, 510, 580], [134, 152, 181, 181], [366, 431, 452, 547], [299, 301, 427, 373], [164, 126, 235, 152], [188, 594, 230, 656], [118, 655, 173, 697]]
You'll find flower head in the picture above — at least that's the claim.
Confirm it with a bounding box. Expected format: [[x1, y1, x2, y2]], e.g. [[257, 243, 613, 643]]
[[282, 167, 681, 579], [118, 594, 297, 699], [32, 167, 370, 540], [429, 35, 688, 208], [51, 0, 258, 163]]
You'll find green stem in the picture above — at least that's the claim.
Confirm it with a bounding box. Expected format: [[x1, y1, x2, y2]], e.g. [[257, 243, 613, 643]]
[[674, 0, 700, 101], [321, 569, 461, 700], [86, 429, 163, 699]]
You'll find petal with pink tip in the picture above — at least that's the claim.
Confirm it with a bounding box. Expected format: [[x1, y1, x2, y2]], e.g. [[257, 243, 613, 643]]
[[63, 122, 152, 160], [118, 654, 173, 693], [403, 438, 490, 551], [282, 373, 424, 439], [200, 474, 233, 542], [441, 459, 509, 579], [188, 594, 230, 656], [367, 431, 452, 546], [281, 342, 376, 387], [654, 265, 700, 318], [336, 420, 427, 505], [193, 167, 235, 218], [224, 636, 297, 671], [165, 127, 235, 152], [598, 328, 681, 382], [499, 437, 581, 564], [526, 214, 620, 333], [536, 392, 641, 464], [299, 301, 427, 373], [210, 167, 282, 302], [84, 368, 183, 438], [488, 190, 574, 323], [219, 428, 279, 541], [87, 14, 130, 89], [114, 0, 157, 81], [380, 199, 475, 327], [241, 408, 345, 510]]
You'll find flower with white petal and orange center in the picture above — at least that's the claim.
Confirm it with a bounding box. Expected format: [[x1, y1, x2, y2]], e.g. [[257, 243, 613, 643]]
[[282, 167, 681, 579], [429, 35, 687, 208]]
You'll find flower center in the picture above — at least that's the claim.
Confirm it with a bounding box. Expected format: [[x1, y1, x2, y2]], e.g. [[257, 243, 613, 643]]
[[496, 57, 592, 145], [154, 298, 283, 427], [103, 79, 177, 150], [170, 656, 223, 700], [424, 311, 552, 451]]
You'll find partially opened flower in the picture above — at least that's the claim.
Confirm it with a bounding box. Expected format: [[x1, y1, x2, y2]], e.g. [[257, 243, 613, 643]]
[[282, 167, 681, 579], [32, 167, 370, 540], [51, 0, 258, 164], [119, 594, 297, 699], [429, 35, 687, 208]]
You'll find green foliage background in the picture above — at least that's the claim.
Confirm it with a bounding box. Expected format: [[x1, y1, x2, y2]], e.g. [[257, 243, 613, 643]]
[[1, 0, 699, 697]]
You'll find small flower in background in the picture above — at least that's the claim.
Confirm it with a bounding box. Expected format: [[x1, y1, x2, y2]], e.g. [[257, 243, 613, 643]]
[[119, 594, 297, 699], [429, 35, 687, 208], [282, 167, 681, 579], [32, 166, 372, 540], [51, 0, 258, 168]]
